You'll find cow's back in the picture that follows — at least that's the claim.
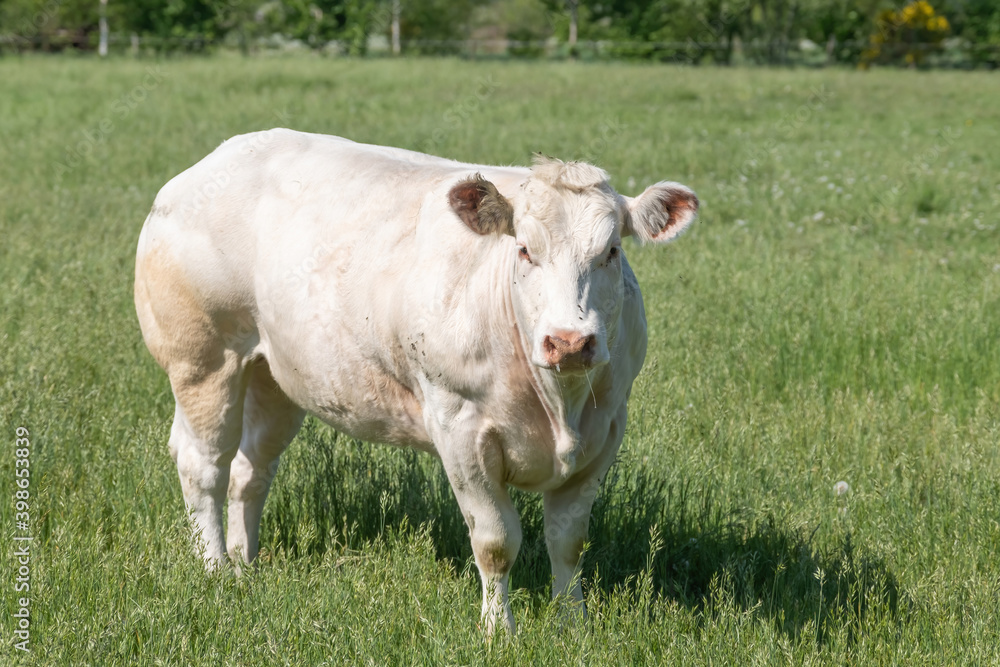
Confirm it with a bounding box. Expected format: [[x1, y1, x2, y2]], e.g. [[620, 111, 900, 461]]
[[137, 129, 463, 310]]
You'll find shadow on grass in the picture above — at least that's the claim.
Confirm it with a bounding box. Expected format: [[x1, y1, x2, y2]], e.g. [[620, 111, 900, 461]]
[[262, 419, 906, 644], [580, 469, 906, 643]]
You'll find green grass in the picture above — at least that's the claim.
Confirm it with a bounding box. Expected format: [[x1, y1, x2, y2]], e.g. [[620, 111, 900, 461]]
[[1, 55, 999, 664]]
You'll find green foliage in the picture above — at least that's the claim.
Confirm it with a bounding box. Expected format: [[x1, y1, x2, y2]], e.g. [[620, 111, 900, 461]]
[[861, 0, 951, 68], [944, 0, 1000, 67], [0, 0, 99, 50], [397, 0, 477, 54], [118, 0, 223, 51], [507, 0, 998, 66], [1, 0, 999, 64], [2, 57, 1000, 663], [481, 0, 553, 57]]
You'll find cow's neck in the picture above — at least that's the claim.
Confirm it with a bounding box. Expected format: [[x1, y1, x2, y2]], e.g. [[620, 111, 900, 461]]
[[505, 260, 594, 479]]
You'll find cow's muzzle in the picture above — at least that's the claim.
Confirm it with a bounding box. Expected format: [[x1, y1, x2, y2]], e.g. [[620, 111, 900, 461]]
[[541, 331, 600, 372]]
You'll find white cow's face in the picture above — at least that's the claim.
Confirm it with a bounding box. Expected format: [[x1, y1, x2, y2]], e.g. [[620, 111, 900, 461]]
[[448, 158, 698, 375], [511, 181, 623, 372]]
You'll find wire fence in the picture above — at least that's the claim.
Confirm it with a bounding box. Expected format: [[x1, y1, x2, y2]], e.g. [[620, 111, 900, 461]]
[[2, 32, 999, 68]]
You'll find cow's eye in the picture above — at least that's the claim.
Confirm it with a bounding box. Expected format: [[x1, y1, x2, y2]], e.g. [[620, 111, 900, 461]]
[[518, 245, 531, 262]]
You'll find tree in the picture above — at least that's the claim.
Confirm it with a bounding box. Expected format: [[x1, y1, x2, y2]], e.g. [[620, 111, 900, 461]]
[[117, 0, 224, 51], [1, 0, 100, 51], [945, 0, 1000, 67], [860, 0, 951, 68], [799, 0, 880, 64], [395, 0, 475, 53]]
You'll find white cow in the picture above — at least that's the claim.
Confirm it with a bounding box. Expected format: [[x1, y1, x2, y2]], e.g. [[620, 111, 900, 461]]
[[134, 129, 698, 634]]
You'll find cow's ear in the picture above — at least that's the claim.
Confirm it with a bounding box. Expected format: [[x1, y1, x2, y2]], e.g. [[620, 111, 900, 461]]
[[623, 181, 699, 243], [448, 174, 514, 236]]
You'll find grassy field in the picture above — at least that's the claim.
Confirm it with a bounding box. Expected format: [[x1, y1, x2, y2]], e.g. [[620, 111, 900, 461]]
[[1, 55, 998, 664]]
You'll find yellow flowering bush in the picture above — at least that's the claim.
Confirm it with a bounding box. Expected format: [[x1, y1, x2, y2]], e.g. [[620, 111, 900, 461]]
[[861, 1, 950, 68]]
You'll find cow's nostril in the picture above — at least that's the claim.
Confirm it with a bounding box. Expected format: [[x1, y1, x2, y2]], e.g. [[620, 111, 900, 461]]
[[543, 336, 557, 356]]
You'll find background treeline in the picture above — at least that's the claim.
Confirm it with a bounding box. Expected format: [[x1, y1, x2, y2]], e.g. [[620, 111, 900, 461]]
[[2, 0, 999, 67]]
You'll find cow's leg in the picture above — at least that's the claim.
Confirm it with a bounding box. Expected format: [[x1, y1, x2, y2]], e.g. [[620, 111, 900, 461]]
[[167, 350, 249, 567], [544, 411, 624, 615], [463, 486, 521, 636], [543, 476, 600, 614], [226, 359, 304, 564], [543, 443, 618, 619], [440, 453, 522, 635]]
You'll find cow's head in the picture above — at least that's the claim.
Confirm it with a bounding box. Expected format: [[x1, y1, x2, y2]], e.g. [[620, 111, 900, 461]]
[[448, 157, 698, 374]]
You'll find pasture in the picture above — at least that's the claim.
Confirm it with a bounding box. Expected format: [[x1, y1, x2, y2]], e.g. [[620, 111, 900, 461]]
[[1, 56, 999, 664]]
